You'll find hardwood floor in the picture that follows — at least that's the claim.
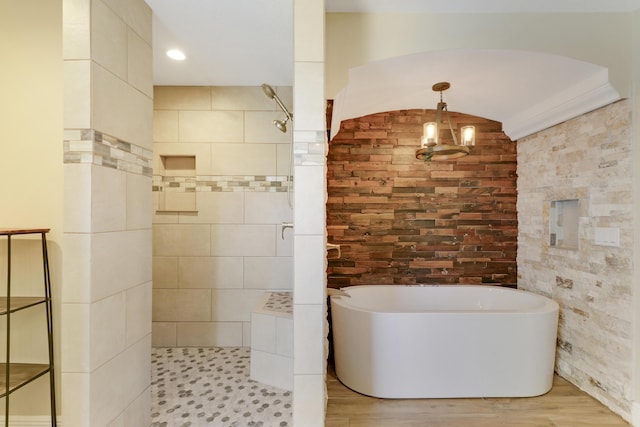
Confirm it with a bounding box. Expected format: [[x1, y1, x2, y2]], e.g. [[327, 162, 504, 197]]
[[326, 366, 630, 427]]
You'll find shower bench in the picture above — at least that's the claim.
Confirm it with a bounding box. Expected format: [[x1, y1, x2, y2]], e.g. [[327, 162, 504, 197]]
[[250, 291, 293, 391]]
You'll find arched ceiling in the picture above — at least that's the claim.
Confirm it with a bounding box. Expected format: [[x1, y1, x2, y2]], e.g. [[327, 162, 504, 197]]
[[330, 49, 621, 141]]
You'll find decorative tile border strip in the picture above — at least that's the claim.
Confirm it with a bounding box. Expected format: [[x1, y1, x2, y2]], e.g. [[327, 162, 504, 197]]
[[294, 130, 326, 166], [152, 175, 292, 192], [63, 129, 153, 177]]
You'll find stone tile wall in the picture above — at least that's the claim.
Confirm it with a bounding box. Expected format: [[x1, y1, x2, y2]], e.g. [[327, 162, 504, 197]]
[[517, 99, 633, 420], [327, 109, 517, 287]]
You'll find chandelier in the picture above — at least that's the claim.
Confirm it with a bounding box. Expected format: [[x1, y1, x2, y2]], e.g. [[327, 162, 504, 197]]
[[415, 82, 475, 161]]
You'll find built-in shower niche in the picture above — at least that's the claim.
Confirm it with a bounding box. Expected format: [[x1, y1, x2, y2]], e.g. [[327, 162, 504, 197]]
[[156, 155, 197, 213], [549, 199, 579, 250]]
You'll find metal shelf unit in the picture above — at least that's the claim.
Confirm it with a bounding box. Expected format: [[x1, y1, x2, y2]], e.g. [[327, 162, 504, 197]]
[[0, 229, 56, 427]]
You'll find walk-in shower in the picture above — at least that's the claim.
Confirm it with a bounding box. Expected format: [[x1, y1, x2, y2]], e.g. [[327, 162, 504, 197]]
[[262, 83, 293, 133]]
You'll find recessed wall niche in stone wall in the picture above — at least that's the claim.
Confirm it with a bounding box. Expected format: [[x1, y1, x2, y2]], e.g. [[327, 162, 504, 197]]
[[549, 199, 579, 249], [327, 109, 517, 287]]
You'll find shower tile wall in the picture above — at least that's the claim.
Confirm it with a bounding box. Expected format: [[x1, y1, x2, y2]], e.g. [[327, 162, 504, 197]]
[[152, 86, 294, 348], [517, 100, 633, 420]]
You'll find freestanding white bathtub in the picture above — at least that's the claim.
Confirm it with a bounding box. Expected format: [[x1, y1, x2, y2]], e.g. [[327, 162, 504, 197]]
[[330, 285, 559, 399]]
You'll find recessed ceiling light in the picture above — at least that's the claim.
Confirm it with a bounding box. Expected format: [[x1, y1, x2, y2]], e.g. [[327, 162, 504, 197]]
[[166, 49, 186, 61]]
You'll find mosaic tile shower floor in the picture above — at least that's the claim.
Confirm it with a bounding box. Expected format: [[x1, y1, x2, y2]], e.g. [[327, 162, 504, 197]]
[[151, 347, 292, 427]]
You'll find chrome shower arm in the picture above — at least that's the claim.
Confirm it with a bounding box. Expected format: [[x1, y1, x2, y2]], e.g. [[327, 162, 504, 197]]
[[272, 94, 293, 121], [262, 83, 293, 121]]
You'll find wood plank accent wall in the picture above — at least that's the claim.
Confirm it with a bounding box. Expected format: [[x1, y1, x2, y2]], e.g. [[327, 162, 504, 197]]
[[327, 109, 518, 288]]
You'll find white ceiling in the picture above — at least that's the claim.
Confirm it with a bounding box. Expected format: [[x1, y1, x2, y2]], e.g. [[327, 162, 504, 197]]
[[147, 0, 293, 86], [146, 0, 640, 139], [146, 0, 640, 87]]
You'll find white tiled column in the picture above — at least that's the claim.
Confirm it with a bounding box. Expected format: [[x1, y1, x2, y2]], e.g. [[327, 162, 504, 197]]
[[292, 0, 327, 424], [62, 0, 153, 426]]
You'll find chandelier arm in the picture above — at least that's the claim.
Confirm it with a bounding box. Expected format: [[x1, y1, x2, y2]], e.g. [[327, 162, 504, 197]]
[[443, 105, 459, 146]]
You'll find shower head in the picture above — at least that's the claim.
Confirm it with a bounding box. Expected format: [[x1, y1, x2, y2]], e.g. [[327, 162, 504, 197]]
[[261, 84, 276, 100], [261, 83, 293, 130], [274, 117, 289, 133]]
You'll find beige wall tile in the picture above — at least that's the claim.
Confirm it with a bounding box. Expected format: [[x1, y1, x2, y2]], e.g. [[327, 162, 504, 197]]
[[277, 228, 294, 257], [151, 322, 176, 347], [61, 373, 90, 427], [293, 61, 325, 131], [64, 164, 92, 233], [152, 256, 178, 288], [178, 192, 244, 225], [251, 313, 276, 352], [92, 165, 127, 232], [276, 317, 293, 357], [293, 304, 324, 375], [294, 235, 325, 304], [153, 224, 210, 256], [244, 257, 293, 290], [164, 192, 196, 211], [210, 224, 276, 256], [176, 322, 243, 347], [64, 60, 91, 129], [294, 165, 325, 235], [126, 172, 152, 230], [62, 233, 92, 303], [153, 289, 212, 321], [211, 86, 274, 111], [125, 281, 152, 346], [61, 303, 90, 372], [243, 322, 251, 347], [92, 0, 127, 79], [151, 290, 173, 321], [293, 374, 325, 425], [109, 404, 126, 426], [152, 194, 179, 223], [178, 256, 243, 289], [90, 335, 151, 426], [127, 28, 153, 97], [245, 111, 293, 143], [211, 143, 277, 175], [93, 62, 153, 148], [211, 289, 265, 322], [179, 110, 244, 142], [91, 229, 152, 302], [250, 349, 293, 390], [274, 86, 293, 108], [101, 0, 152, 44], [154, 86, 211, 110], [153, 142, 212, 175], [63, 0, 90, 59], [153, 110, 179, 142], [123, 387, 151, 427], [244, 192, 293, 224], [277, 143, 293, 176], [90, 292, 126, 369]]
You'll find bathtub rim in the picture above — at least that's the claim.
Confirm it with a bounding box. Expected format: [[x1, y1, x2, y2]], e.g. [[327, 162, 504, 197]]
[[329, 284, 559, 315]]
